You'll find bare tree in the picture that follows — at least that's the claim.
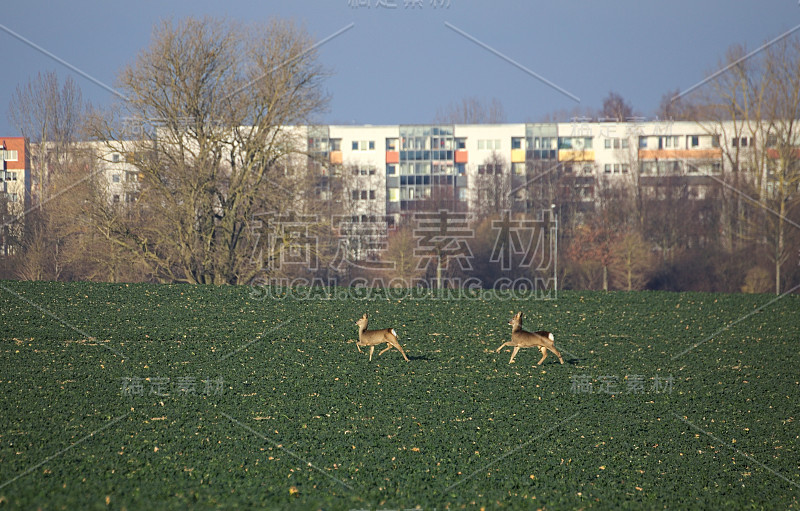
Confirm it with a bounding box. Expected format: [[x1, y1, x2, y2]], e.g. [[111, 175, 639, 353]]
[[610, 229, 653, 291], [657, 88, 702, 121], [7, 73, 95, 280], [600, 91, 634, 121], [704, 38, 800, 294], [8, 72, 85, 202], [379, 226, 424, 286], [760, 37, 800, 294], [472, 151, 511, 216], [434, 96, 506, 124], [91, 17, 329, 285]]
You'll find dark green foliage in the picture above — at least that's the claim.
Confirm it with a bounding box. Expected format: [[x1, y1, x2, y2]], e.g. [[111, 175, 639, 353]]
[[1, 281, 798, 509]]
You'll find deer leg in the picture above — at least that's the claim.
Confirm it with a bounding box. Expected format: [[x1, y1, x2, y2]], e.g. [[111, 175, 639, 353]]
[[509, 346, 520, 364], [369, 346, 375, 361], [537, 347, 548, 365], [356, 342, 362, 353], [495, 342, 511, 353], [549, 346, 564, 364], [392, 341, 410, 362], [378, 344, 393, 356]]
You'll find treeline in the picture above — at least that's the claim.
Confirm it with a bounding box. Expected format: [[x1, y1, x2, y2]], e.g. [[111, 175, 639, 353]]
[[2, 17, 800, 294]]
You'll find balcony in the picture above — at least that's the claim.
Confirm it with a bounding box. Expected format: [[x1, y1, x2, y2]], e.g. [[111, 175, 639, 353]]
[[638, 149, 722, 160], [558, 150, 595, 162], [510, 149, 525, 163]]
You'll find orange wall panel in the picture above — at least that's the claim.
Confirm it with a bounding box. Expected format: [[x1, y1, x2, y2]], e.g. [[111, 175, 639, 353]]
[[1, 137, 26, 170], [639, 149, 722, 160]]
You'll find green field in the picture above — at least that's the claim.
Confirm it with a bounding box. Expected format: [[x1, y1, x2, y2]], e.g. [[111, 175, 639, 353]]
[[0, 281, 798, 509]]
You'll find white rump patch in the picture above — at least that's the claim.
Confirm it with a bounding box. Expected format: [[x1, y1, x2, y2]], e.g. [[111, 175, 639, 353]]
[[548, 333, 554, 341], [390, 328, 397, 338]]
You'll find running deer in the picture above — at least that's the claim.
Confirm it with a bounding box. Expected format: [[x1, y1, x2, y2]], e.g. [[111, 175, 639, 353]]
[[496, 311, 564, 365], [355, 313, 409, 362]]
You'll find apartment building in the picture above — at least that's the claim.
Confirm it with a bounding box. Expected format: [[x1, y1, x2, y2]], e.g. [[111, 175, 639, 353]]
[[1, 137, 29, 256], [307, 121, 729, 224]]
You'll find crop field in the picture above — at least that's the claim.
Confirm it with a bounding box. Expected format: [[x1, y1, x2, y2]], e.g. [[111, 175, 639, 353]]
[[0, 280, 798, 510]]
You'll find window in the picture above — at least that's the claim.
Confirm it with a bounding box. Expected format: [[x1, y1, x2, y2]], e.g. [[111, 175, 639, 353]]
[[113, 194, 120, 203], [477, 139, 501, 150], [613, 138, 620, 149], [661, 135, 680, 148], [604, 164, 612, 173], [621, 139, 629, 149], [639, 137, 648, 149], [360, 190, 367, 200], [388, 188, 399, 201], [511, 137, 523, 149], [351, 190, 359, 201], [112, 174, 121, 183], [369, 190, 376, 200], [712, 136, 720, 148], [351, 140, 375, 151], [621, 164, 630, 173], [1, 150, 18, 161], [330, 139, 341, 151], [613, 164, 620, 173], [386, 164, 397, 175], [455, 138, 466, 150], [512, 162, 525, 175], [559, 137, 592, 150], [478, 163, 502, 175], [112, 153, 120, 163], [386, 138, 398, 151], [690, 136, 699, 148], [604, 139, 611, 149]]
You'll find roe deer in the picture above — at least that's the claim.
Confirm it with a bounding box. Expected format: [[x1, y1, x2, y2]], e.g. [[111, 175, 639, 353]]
[[355, 313, 409, 362], [495, 311, 564, 365]]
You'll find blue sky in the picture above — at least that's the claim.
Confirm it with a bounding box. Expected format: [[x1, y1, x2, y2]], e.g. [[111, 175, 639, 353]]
[[1, 0, 797, 135]]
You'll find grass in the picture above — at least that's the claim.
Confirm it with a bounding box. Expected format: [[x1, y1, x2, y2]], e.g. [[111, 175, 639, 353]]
[[0, 280, 798, 509]]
